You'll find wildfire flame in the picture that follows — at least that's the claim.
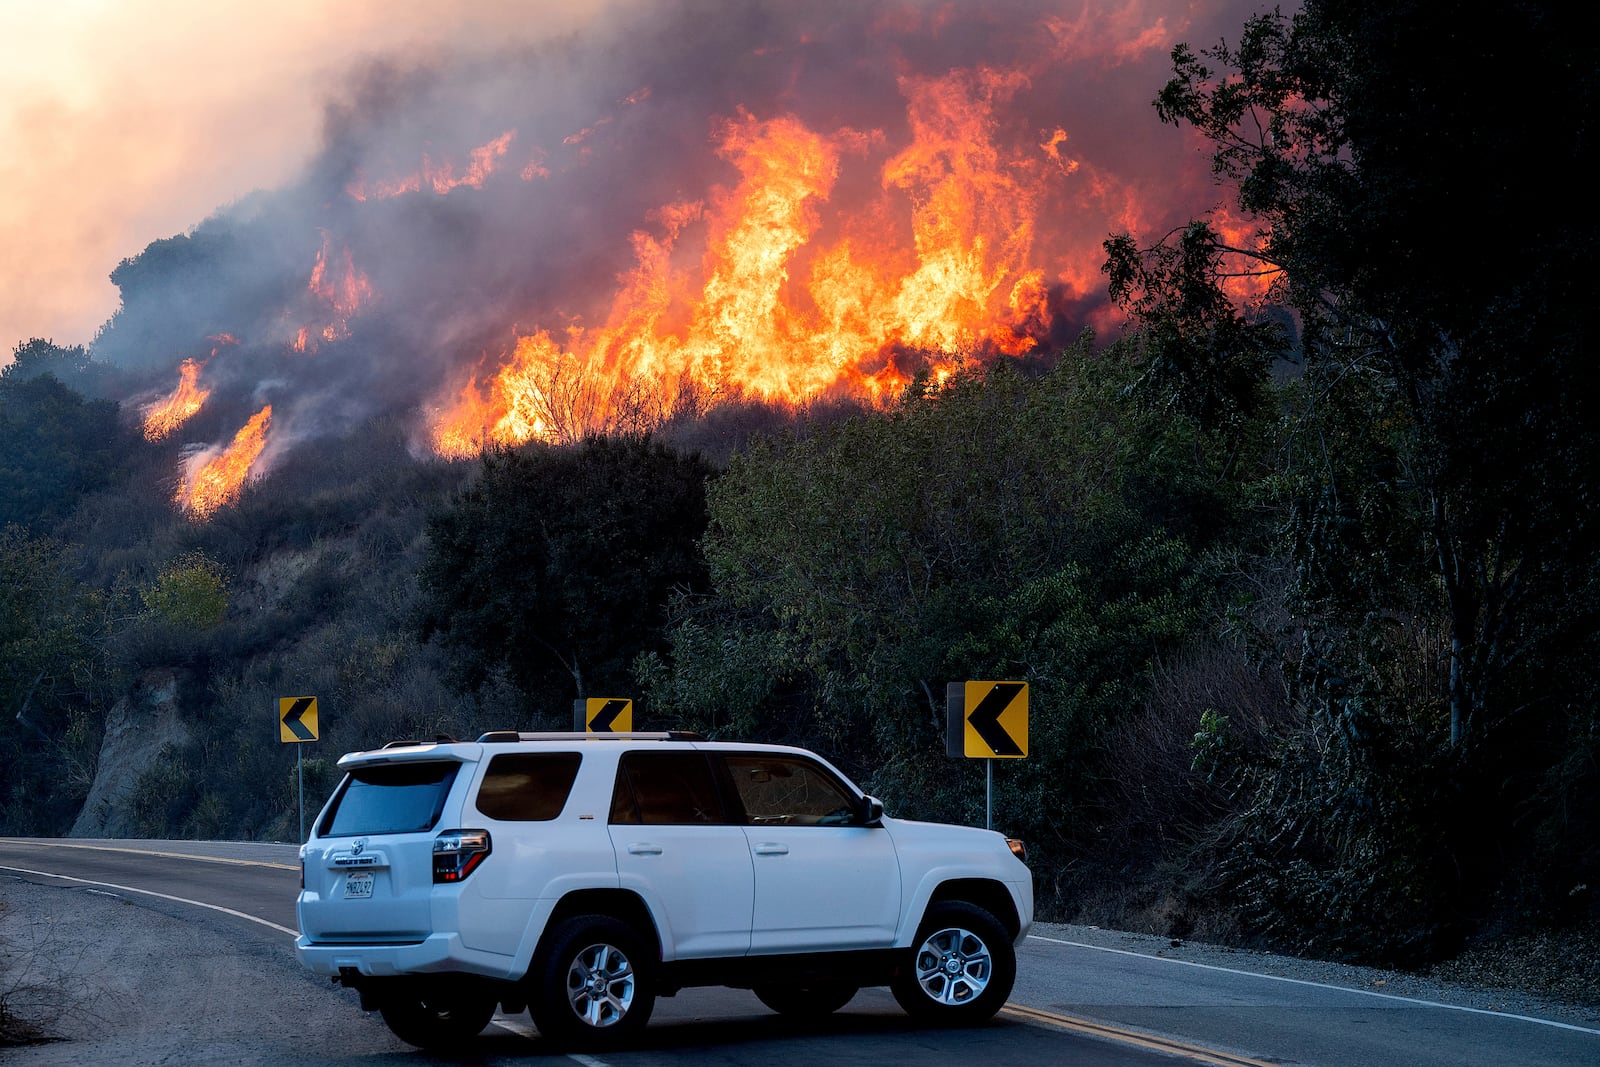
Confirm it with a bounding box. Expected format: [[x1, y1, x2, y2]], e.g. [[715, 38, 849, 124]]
[[430, 67, 1076, 454], [294, 232, 374, 352], [140, 334, 238, 440], [142, 359, 212, 441], [176, 405, 272, 520], [345, 131, 517, 201], [126, 2, 1249, 516]]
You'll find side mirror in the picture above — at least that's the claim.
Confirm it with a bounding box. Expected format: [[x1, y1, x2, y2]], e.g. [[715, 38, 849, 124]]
[[860, 795, 884, 827]]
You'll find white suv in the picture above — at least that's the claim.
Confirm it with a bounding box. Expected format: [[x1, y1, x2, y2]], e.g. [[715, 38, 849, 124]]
[[295, 731, 1033, 1049]]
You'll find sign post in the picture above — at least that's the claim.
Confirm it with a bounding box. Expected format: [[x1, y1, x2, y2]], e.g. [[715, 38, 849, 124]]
[[946, 681, 1028, 830], [573, 698, 633, 733], [279, 696, 320, 841]]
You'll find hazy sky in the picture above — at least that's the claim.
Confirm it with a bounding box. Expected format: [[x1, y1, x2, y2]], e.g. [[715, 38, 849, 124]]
[[0, 0, 609, 358]]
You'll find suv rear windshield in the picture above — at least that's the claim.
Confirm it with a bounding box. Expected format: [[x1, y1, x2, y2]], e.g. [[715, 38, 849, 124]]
[[321, 760, 462, 836]]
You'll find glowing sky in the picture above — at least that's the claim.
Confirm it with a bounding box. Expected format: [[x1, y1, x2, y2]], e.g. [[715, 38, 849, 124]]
[[0, 0, 608, 359]]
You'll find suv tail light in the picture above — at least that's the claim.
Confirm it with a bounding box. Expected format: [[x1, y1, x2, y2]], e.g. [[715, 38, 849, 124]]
[[433, 829, 492, 883]]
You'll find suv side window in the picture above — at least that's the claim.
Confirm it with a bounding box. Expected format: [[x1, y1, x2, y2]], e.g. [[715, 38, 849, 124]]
[[610, 751, 727, 825], [723, 754, 862, 826], [473, 752, 582, 821]]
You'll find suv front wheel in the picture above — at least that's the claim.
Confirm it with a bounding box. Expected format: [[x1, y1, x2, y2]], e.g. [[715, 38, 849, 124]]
[[531, 914, 657, 1048], [890, 900, 1015, 1024]]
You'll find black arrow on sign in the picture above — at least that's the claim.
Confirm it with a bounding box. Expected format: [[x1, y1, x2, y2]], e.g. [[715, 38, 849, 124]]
[[589, 699, 629, 733], [968, 683, 1025, 755], [282, 697, 316, 741]]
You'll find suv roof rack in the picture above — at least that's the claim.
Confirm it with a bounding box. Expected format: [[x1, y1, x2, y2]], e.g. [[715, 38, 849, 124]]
[[476, 730, 706, 743], [382, 735, 458, 749]]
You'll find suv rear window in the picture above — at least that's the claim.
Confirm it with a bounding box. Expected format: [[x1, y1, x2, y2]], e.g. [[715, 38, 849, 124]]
[[321, 760, 462, 836], [474, 752, 582, 821]]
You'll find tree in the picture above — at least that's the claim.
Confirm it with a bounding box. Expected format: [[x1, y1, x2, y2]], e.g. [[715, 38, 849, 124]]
[[644, 345, 1223, 865], [0, 527, 117, 833], [142, 553, 230, 629], [0, 353, 132, 533], [3, 339, 92, 388], [1109, 1, 1600, 955], [417, 436, 714, 711]]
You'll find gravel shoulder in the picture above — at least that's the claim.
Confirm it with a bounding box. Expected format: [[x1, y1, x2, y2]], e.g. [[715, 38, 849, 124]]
[[0, 875, 408, 1064]]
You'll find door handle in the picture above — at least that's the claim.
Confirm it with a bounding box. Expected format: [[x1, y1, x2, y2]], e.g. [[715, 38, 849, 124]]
[[626, 843, 663, 855], [753, 843, 789, 855]]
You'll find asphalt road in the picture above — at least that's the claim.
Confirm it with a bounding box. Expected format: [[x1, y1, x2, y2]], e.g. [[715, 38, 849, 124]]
[[1, 837, 1597, 1066]]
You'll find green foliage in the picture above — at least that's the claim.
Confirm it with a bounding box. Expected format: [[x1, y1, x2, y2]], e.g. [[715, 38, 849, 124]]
[[1189, 708, 1230, 780], [419, 435, 715, 710], [0, 527, 118, 833], [3, 339, 92, 389], [643, 344, 1224, 879], [1103, 222, 1282, 440], [1224, 685, 1463, 963], [142, 553, 229, 629], [127, 745, 196, 838], [0, 356, 132, 533], [1113, 0, 1600, 957]]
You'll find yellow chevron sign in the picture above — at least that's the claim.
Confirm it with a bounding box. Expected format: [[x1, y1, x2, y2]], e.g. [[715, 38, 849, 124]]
[[584, 698, 632, 733], [279, 696, 319, 743], [951, 681, 1027, 758]]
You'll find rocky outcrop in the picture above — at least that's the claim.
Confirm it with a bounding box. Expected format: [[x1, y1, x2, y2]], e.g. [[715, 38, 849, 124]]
[[69, 669, 192, 838]]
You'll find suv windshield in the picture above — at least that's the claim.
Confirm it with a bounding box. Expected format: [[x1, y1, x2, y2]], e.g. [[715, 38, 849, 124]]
[[322, 761, 462, 836]]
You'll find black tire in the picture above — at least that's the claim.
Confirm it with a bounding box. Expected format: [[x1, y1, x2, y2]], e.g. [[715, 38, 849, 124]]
[[376, 981, 497, 1049], [753, 982, 859, 1017], [890, 900, 1015, 1025], [531, 914, 656, 1048]]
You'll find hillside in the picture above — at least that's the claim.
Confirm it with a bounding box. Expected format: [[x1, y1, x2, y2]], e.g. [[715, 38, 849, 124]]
[[2, 0, 1597, 984]]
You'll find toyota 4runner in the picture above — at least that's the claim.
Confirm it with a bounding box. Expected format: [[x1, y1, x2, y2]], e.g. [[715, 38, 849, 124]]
[[295, 731, 1033, 1049]]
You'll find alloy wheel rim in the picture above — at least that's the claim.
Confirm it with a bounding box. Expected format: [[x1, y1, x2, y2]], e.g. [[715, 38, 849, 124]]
[[566, 942, 636, 1027], [912, 926, 991, 1004]]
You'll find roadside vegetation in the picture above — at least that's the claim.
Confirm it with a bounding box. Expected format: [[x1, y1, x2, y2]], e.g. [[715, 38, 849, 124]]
[[1, 0, 1594, 995]]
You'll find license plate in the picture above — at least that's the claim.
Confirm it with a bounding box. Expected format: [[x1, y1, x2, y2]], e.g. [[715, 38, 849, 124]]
[[344, 871, 374, 899]]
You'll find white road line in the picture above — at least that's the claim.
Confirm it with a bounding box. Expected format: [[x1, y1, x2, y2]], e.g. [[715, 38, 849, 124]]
[[1028, 934, 1600, 1036], [0, 863, 299, 938]]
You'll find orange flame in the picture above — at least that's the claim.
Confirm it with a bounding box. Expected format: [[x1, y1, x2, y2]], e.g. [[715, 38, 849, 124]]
[[308, 233, 372, 315], [345, 131, 516, 201], [142, 359, 212, 441], [430, 65, 1077, 455], [295, 232, 374, 352], [176, 405, 272, 520], [140, 334, 237, 440], [1206, 204, 1278, 303]]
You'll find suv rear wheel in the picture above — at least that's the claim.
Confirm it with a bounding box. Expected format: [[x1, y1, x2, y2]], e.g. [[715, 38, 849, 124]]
[[376, 981, 497, 1048], [753, 982, 859, 1017], [531, 915, 656, 1048], [890, 900, 1015, 1025]]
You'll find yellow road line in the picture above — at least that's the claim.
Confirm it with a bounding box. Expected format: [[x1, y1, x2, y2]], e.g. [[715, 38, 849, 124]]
[[1002, 1003, 1277, 1067], [0, 839, 298, 872]]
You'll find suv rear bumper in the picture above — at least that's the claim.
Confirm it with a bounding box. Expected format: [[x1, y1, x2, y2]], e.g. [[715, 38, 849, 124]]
[[295, 933, 519, 981]]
